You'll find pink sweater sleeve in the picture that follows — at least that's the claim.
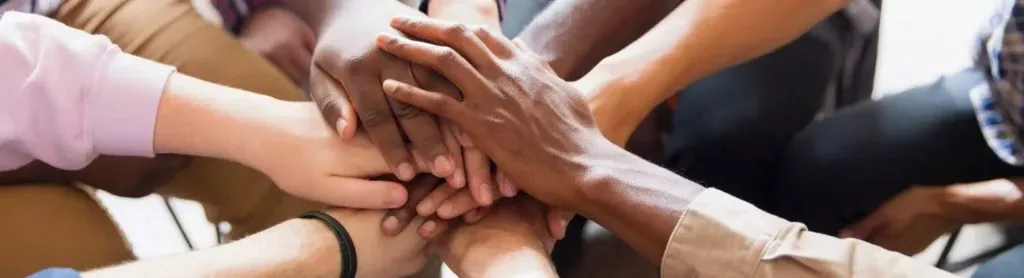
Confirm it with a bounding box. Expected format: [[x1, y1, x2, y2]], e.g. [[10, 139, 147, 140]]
[[0, 12, 176, 171]]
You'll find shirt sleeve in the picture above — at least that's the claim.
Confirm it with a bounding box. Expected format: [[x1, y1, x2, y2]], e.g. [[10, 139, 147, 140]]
[[212, 0, 282, 34], [28, 268, 82, 278], [0, 12, 175, 171], [660, 188, 957, 278]]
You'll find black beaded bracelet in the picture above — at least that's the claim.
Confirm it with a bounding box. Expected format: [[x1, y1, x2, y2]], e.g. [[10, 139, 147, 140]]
[[299, 211, 357, 278]]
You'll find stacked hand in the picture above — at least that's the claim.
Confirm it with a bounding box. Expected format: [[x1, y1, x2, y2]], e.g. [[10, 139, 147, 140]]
[[239, 7, 316, 85], [305, 0, 524, 238]]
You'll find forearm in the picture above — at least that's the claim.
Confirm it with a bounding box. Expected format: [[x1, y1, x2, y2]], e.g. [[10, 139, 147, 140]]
[[284, 0, 423, 35], [517, 0, 678, 80], [83, 219, 339, 277], [571, 139, 705, 262], [944, 178, 1024, 223], [428, 0, 500, 29], [152, 73, 292, 169], [446, 244, 556, 278], [586, 0, 846, 144]]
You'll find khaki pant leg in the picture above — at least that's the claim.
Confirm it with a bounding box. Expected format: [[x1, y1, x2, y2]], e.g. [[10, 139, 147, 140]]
[[0, 184, 133, 277]]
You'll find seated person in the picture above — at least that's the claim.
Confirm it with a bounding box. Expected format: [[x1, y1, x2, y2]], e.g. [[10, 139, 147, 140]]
[[774, 0, 1024, 256], [14, 13, 958, 278], [0, 0, 499, 275]]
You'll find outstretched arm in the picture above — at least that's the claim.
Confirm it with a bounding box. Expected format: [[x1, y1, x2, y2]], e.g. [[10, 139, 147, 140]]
[[516, 0, 679, 80], [374, 16, 957, 277], [580, 0, 849, 145]]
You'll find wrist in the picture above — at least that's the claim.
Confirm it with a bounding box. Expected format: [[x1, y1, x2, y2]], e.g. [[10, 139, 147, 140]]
[[153, 74, 286, 166], [584, 79, 652, 147], [444, 229, 550, 277], [264, 219, 342, 276], [939, 185, 990, 225]]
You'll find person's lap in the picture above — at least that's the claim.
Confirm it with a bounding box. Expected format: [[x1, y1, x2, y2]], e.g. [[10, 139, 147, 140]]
[[663, 31, 836, 210], [0, 184, 133, 277], [776, 68, 1024, 235]]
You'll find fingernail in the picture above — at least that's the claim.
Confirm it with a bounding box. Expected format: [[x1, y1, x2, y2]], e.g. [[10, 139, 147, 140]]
[[383, 216, 400, 232], [451, 169, 466, 188], [433, 155, 454, 175], [382, 79, 400, 92], [500, 181, 514, 197], [420, 220, 437, 235], [438, 203, 454, 218], [557, 219, 569, 239], [391, 16, 410, 25], [416, 199, 434, 216], [397, 162, 416, 181], [377, 33, 397, 45], [464, 209, 479, 221], [335, 118, 347, 138], [477, 185, 493, 205], [388, 189, 406, 208]]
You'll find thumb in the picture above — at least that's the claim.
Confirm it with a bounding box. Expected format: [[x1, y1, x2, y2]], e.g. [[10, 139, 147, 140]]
[[311, 65, 358, 139]]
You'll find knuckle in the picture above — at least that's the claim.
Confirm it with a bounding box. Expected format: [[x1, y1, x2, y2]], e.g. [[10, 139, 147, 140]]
[[360, 108, 393, 128], [445, 23, 472, 41], [415, 133, 445, 151], [392, 101, 425, 119], [434, 48, 461, 68], [342, 55, 372, 73]]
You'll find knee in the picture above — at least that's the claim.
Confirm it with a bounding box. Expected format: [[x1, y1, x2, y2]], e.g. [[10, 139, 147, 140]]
[[774, 128, 861, 234]]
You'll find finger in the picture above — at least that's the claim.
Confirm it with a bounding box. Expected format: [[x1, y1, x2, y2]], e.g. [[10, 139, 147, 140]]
[[436, 190, 481, 220], [462, 206, 491, 223], [376, 33, 491, 99], [388, 17, 500, 68], [442, 123, 466, 188], [512, 38, 557, 74], [464, 147, 495, 206], [344, 74, 416, 181], [471, 26, 516, 58], [381, 79, 473, 127], [382, 175, 441, 236], [301, 26, 317, 52], [310, 66, 358, 139], [304, 177, 408, 209], [416, 183, 461, 216], [546, 208, 573, 240], [274, 54, 305, 85], [453, 125, 474, 147], [496, 171, 518, 198], [293, 43, 313, 82], [380, 55, 454, 178], [418, 217, 450, 239]]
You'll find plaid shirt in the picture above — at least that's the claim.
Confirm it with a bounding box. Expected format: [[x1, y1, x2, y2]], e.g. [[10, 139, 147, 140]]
[[975, 0, 1024, 165]]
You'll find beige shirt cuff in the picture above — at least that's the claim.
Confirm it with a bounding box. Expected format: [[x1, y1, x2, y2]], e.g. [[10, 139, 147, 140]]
[[660, 188, 955, 278]]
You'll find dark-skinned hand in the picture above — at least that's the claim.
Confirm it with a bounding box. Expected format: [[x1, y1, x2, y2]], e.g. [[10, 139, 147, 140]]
[[375, 16, 607, 209]]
